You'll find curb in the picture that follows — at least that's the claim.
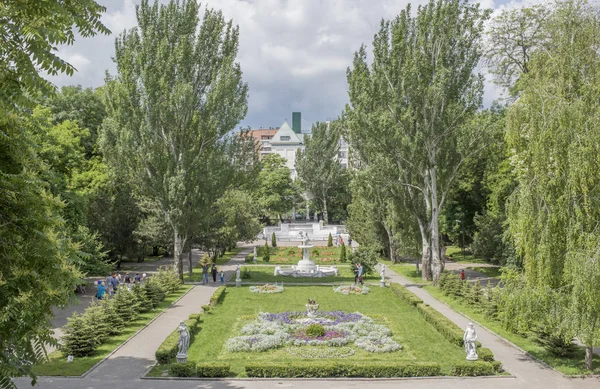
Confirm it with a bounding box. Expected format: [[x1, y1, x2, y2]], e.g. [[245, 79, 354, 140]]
[[140, 374, 515, 381]]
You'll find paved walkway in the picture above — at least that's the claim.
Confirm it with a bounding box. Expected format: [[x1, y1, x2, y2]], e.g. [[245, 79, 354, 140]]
[[15, 245, 600, 389]]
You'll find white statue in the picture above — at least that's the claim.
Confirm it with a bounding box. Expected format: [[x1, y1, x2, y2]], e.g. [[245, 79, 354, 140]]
[[236, 264, 241, 280], [380, 264, 386, 282], [177, 321, 190, 357], [463, 323, 478, 360]]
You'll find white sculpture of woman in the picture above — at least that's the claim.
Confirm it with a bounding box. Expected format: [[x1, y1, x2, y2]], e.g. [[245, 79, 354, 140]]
[[236, 264, 241, 281], [380, 264, 386, 282], [463, 323, 478, 360], [177, 321, 190, 357]]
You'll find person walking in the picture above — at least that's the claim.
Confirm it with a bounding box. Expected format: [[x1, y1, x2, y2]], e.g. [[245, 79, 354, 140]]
[[354, 263, 359, 284], [202, 263, 209, 285], [106, 274, 114, 297], [461, 269, 466, 281], [110, 272, 119, 293], [96, 281, 106, 300], [357, 263, 364, 285], [219, 269, 225, 284], [211, 265, 217, 283]]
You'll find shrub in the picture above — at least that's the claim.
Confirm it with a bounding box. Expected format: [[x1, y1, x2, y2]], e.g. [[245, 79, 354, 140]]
[[305, 324, 326, 338], [241, 267, 252, 279], [271, 232, 277, 247], [112, 287, 140, 322], [61, 313, 98, 357], [451, 361, 495, 376], [99, 298, 124, 335], [169, 362, 196, 377], [389, 283, 423, 306], [144, 280, 166, 307], [327, 233, 333, 247], [152, 266, 181, 294], [196, 362, 230, 377], [201, 305, 210, 313], [244, 254, 254, 263], [210, 286, 226, 306], [263, 242, 270, 262], [467, 280, 483, 305], [530, 326, 578, 357], [245, 362, 442, 378], [416, 304, 464, 347], [132, 283, 153, 313], [491, 360, 503, 373], [81, 302, 111, 344], [347, 246, 379, 275], [477, 347, 494, 362], [340, 241, 347, 262]]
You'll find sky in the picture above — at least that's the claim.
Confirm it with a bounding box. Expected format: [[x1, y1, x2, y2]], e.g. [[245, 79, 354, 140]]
[[48, 0, 538, 131]]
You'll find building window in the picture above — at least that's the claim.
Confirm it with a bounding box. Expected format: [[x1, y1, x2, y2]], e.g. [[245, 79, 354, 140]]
[[338, 151, 347, 159], [262, 147, 271, 152], [280, 136, 291, 141], [261, 135, 271, 140]]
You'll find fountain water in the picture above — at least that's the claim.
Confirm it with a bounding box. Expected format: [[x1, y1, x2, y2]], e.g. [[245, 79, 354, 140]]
[[274, 232, 338, 278]]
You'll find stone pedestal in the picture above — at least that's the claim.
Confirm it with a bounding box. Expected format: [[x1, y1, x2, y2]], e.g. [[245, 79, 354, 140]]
[[236, 278, 241, 287], [380, 281, 385, 288], [176, 353, 188, 363]]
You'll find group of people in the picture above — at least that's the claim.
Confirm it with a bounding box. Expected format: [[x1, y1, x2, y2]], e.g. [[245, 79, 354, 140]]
[[201, 263, 224, 285], [96, 272, 147, 300]]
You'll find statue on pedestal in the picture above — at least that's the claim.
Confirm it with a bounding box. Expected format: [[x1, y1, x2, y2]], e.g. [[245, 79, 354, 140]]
[[176, 321, 190, 362], [380, 264, 386, 282], [463, 323, 478, 360], [236, 264, 241, 281]]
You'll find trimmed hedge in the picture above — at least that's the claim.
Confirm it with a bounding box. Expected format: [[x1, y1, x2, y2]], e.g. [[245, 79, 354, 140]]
[[478, 347, 494, 362], [169, 362, 196, 377], [491, 360, 503, 373], [196, 362, 230, 377], [389, 283, 423, 306], [209, 286, 226, 307], [156, 314, 202, 364], [416, 303, 464, 347], [451, 361, 496, 376], [245, 362, 442, 378]]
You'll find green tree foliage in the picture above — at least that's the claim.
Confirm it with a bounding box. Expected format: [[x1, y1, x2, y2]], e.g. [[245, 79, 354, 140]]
[[347, 247, 379, 276], [101, 0, 248, 279], [61, 313, 98, 357], [263, 242, 270, 262], [340, 241, 347, 263], [296, 121, 348, 223], [327, 233, 333, 247], [257, 154, 298, 220], [271, 232, 277, 248], [345, 0, 491, 282], [0, 0, 109, 111], [503, 0, 600, 369], [111, 288, 140, 322]]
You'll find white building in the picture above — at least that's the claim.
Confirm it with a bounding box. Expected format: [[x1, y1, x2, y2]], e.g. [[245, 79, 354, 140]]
[[269, 120, 305, 179]]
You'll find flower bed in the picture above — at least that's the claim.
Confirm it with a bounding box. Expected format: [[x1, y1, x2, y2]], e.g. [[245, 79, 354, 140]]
[[225, 310, 400, 353], [249, 284, 284, 294], [334, 285, 370, 295], [286, 346, 355, 358]]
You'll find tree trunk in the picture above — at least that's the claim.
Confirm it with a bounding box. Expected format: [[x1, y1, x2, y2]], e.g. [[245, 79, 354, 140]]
[[173, 230, 185, 281], [585, 345, 593, 370], [322, 197, 328, 225], [430, 166, 442, 285], [188, 249, 193, 276], [385, 225, 397, 263]]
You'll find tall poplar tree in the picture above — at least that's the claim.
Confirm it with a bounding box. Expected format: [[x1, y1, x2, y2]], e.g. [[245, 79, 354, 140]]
[[101, 0, 248, 279], [345, 0, 491, 282]]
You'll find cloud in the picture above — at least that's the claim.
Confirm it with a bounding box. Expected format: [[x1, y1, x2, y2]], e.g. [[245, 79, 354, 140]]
[[49, 0, 525, 129]]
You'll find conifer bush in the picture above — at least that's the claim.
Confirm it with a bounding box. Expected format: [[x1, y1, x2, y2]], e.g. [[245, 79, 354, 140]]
[[271, 232, 277, 247], [153, 266, 182, 294], [467, 280, 483, 305], [340, 241, 347, 262], [132, 282, 153, 313], [61, 313, 99, 357], [112, 288, 140, 322], [145, 279, 166, 306], [327, 233, 333, 247], [263, 242, 270, 262], [82, 302, 112, 343], [100, 298, 125, 335]]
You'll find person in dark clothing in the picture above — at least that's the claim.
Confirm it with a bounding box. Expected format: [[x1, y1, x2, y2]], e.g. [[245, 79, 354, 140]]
[[211, 265, 218, 283]]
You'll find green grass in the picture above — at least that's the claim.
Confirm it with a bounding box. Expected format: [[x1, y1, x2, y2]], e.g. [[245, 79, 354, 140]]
[[185, 248, 244, 281], [257, 246, 343, 265], [32, 285, 193, 376], [424, 285, 600, 375], [150, 286, 466, 377], [467, 266, 502, 278], [445, 246, 486, 264], [237, 265, 363, 284]]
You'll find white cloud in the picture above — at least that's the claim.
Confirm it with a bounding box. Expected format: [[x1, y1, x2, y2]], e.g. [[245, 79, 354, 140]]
[[49, 0, 526, 128]]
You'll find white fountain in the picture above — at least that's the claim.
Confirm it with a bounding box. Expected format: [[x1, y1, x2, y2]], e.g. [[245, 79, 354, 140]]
[[274, 231, 338, 278]]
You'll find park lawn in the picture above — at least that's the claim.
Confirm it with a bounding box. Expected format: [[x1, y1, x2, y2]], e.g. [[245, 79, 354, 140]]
[[32, 285, 193, 376], [239, 265, 361, 284], [151, 286, 466, 377], [424, 285, 600, 375], [185, 248, 243, 282], [467, 266, 502, 278], [257, 246, 343, 265], [445, 246, 486, 264]]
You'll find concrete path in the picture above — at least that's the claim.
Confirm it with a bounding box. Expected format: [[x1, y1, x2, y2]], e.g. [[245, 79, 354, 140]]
[[15, 244, 600, 389]]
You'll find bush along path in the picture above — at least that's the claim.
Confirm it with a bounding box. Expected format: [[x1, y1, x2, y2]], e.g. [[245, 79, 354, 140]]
[[381, 264, 588, 386]]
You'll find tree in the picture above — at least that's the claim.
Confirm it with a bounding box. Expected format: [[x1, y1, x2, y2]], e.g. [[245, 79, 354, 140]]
[[256, 154, 298, 220], [271, 232, 277, 247], [296, 121, 346, 223], [340, 241, 347, 263], [328, 233, 333, 247], [485, 4, 551, 92], [0, 0, 109, 112], [101, 0, 248, 279], [345, 0, 491, 283], [503, 0, 600, 370], [263, 242, 270, 262]]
